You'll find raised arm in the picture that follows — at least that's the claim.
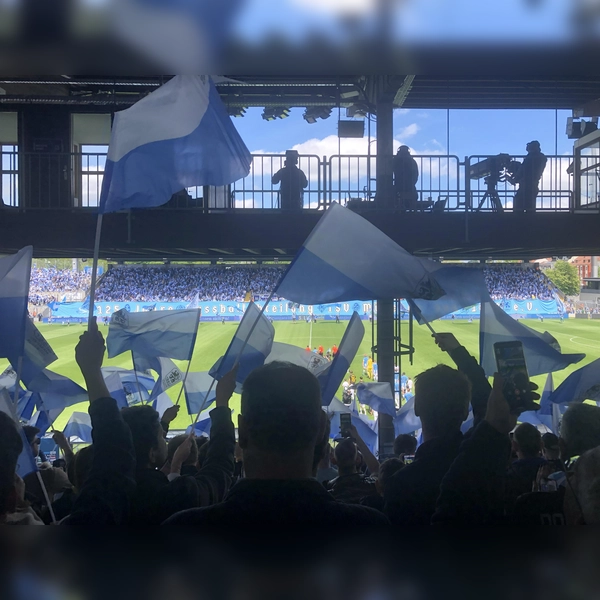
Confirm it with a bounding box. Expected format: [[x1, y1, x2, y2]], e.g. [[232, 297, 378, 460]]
[[349, 423, 380, 476]]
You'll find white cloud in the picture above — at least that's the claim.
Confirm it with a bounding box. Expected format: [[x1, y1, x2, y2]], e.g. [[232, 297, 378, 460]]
[[397, 123, 419, 140], [289, 0, 375, 16]]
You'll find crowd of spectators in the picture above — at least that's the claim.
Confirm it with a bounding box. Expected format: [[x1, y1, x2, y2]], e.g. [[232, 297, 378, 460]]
[[95, 266, 285, 303], [483, 266, 555, 300], [29, 268, 91, 305]]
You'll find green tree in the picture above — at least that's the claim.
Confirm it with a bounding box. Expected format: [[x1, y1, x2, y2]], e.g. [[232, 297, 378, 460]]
[[547, 260, 581, 296]]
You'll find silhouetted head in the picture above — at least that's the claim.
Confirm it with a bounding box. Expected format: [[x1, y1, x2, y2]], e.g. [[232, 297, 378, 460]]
[[526, 140, 541, 153], [397, 145, 410, 155], [122, 405, 168, 471], [560, 404, 600, 461], [512, 423, 542, 459], [414, 365, 471, 439], [393, 434, 417, 457], [23, 425, 41, 457]]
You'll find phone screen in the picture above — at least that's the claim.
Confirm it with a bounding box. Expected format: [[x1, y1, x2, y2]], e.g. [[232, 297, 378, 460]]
[[340, 413, 352, 436], [494, 341, 531, 411]]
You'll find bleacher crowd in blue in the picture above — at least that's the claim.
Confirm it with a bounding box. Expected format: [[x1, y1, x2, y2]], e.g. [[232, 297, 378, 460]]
[[1, 204, 599, 533]]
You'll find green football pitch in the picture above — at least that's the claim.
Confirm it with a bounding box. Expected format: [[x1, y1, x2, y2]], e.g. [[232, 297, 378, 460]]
[[3, 318, 600, 432]]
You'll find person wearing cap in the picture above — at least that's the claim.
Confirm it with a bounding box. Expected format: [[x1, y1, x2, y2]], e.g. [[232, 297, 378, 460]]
[[271, 150, 308, 210], [511, 140, 547, 213]]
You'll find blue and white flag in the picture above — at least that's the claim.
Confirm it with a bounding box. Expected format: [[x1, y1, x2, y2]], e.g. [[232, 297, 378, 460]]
[[103, 371, 129, 410], [356, 382, 396, 417], [479, 300, 585, 377], [209, 302, 275, 393], [275, 203, 444, 304], [0, 246, 33, 360], [265, 342, 330, 376], [153, 392, 175, 420], [186, 293, 200, 310], [17, 391, 35, 421], [26, 370, 88, 412], [328, 411, 378, 455], [520, 373, 563, 433], [0, 388, 38, 478], [548, 359, 600, 406], [13, 319, 58, 387], [107, 308, 199, 361], [318, 312, 364, 407], [410, 267, 489, 324], [102, 367, 155, 406], [98, 75, 251, 214], [133, 355, 183, 400], [28, 400, 64, 436], [393, 396, 422, 436], [184, 372, 218, 415], [186, 411, 213, 437], [63, 412, 93, 444]]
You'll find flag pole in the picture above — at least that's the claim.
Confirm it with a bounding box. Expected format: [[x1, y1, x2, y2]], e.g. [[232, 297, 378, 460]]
[[130, 352, 146, 405], [191, 289, 277, 426], [407, 299, 438, 336], [12, 356, 23, 407], [192, 378, 216, 426], [87, 213, 103, 329], [174, 359, 192, 407]]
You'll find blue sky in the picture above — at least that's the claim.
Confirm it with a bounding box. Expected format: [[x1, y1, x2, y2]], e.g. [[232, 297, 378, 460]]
[[234, 106, 575, 159]]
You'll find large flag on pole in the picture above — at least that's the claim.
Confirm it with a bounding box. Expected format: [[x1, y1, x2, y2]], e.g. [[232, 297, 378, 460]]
[[275, 203, 445, 304], [107, 309, 199, 361], [98, 75, 252, 214], [548, 359, 600, 406], [133, 355, 183, 401], [318, 312, 364, 407], [264, 342, 330, 376], [0, 246, 33, 360], [13, 319, 58, 387], [63, 412, 93, 444], [393, 396, 422, 435], [26, 370, 88, 412], [479, 300, 584, 377], [410, 267, 489, 324], [209, 302, 275, 392]]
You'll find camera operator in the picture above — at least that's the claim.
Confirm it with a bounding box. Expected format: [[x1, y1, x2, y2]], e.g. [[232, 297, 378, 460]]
[[510, 141, 547, 213]]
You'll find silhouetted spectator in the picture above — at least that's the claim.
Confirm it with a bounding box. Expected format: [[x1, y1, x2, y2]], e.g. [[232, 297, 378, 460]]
[[511, 140, 547, 213], [394, 145, 420, 210], [272, 150, 308, 210]]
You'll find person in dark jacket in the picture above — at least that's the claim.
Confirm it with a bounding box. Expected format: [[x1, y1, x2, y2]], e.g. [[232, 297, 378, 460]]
[[165, 362, 388, 527], [121, 372, 236, 526], [272, 150, 308, 210], [511, 140, 547, 213], [66, 318, 137, 526], [394, 145, 420, 210], [384, 364, 472, 526]]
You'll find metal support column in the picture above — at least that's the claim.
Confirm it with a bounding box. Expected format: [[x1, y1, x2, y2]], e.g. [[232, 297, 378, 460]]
[[375, 94, 395, 209], [377, 298, 396, 459]]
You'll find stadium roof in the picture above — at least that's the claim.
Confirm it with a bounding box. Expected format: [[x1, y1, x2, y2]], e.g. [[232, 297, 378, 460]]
[[0, 75, 599, 111]]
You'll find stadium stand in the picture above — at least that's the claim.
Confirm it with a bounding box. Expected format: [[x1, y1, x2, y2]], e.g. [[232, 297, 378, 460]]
[[482, 265, 556, 301], [29, 268, 92, 305]]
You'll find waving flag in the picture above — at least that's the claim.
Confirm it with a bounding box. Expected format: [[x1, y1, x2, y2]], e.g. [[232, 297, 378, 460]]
[[275, 203, 444, 304], [27, 370, 88, 412], [99, 75, 251, 214], [520, 373, 563, 433], [102, 367, 155, 406], [410, 267, 489, 324], [356, 382, 396, 417], [0, 389, 38, 478], [107, 308, 199, 361], [209, 302, 275, 393], [0, 246, 32, 360], [103, 371, 129, 409], [393, 396, 422, 435], [480, 300, 584, 377], [184, 372, 218, 415], [153, 393, 175, 420], [548, 359, 600, 406], [63, 412, 93, 443], [265, 342, 330, 376], [12, 319, 58, 387], [318, 312, 364, 407], [28, 400, 64, 436], [133, 355, 183, 400]]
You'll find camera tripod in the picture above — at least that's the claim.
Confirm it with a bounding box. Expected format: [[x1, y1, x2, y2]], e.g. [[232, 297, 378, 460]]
[[476, 176, 505, 213]]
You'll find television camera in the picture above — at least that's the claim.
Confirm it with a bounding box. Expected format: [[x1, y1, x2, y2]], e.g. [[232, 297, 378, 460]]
[[469, 154, 521, 212]]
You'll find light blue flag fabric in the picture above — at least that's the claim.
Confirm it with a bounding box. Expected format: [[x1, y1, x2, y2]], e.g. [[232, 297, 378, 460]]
[[548, 359, 600, 406], [184, 372, 218, 415], [356, 382, 396, 417], [393, 396, 422, 436], [410, 267, 489, 324], [209, 302, 275, 393], [186, 293, 200, 310], [102, 367, 155, 407], [18, 391, 35, 421], [63, 412, 93, 443], [0, 246, 33, 360], [14, 319, 59, 387], [479, 300, 585, 377], [460, 411, 475, 434], [520, 373, 563, 433], [275, 203, 445, 304], [318, 312, 364, 407], [186, 413, 213, 437], [153, 392, 175, 420], [133, 355, 183, 401], [328, 411, 378, 455], [28, 399, 64, 436], [265, 342, 330, 376], [26, 370, 88, 412], [98, 75, 251, 214], [107, 308, 199, 361], [0, 389, 38, 478], [103, 371, 129, 410]]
